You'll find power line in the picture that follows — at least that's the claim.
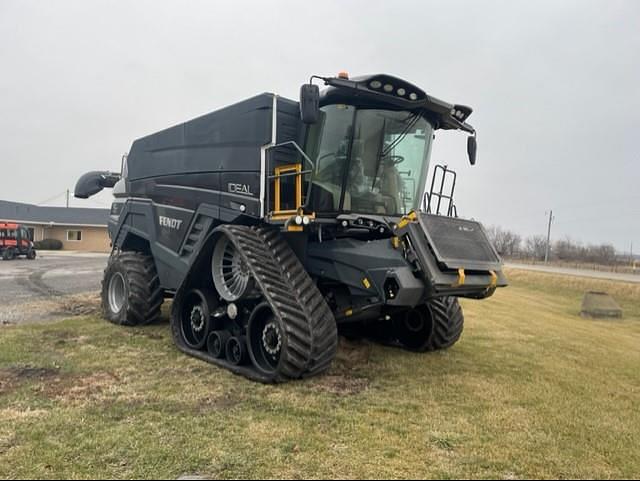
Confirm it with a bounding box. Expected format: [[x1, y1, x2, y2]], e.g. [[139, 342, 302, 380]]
[[551, 194, 640, 211], [36, 191, 68, 206], [555, 211, 640, 226]]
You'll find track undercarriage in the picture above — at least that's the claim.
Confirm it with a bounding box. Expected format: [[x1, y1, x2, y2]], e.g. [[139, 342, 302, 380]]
[[170, 225, 338, 383]]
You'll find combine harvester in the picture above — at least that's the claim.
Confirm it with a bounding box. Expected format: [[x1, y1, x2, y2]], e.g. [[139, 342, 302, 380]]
[[76, 72, 507, 383]]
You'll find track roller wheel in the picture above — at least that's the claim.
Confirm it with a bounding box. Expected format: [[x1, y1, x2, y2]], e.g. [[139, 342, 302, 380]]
[[207, 330, 231, 359], [178, 288, 217, 349], [226, 336, 248, 366]]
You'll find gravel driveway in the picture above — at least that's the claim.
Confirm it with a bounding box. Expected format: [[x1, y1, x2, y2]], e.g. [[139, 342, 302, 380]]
[[0, 252, 108, 325]]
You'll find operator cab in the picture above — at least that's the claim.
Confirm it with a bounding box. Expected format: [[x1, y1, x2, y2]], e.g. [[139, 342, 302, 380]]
[[294, 73, 476, 223], [305, 104, 433, 218]]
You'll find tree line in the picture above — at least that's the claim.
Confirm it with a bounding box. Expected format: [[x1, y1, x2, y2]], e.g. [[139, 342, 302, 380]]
[[485, 226, 622, 265]]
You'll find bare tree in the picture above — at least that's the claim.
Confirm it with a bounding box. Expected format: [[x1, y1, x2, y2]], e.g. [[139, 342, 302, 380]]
[[525, 235, 548, 261], [586, 244, 616, 265], [488, 226, 621, 267], [486, 225, 522, 257], [555, 237, 580, 261]]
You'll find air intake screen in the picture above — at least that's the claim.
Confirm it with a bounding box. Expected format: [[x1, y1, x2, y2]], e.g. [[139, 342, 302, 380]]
[[419, 214, 501, 271]]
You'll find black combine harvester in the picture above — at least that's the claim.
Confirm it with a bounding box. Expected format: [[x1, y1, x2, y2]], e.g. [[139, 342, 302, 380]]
[[76, 73, 507, 383]]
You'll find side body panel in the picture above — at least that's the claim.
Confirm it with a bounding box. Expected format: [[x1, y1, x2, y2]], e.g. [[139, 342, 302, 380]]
[[109, 94, 302, 291]]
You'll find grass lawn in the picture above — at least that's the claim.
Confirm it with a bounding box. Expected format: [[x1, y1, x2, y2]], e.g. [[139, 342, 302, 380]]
[[1, 269, 639, 479]]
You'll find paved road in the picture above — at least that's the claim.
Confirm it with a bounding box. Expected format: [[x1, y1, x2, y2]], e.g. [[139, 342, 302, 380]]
[[0, 252, 108, 324], [506, 263, 640, 284]]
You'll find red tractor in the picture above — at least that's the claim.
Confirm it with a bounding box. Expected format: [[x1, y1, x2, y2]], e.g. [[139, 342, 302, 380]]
[[0, 222, 37, 260]]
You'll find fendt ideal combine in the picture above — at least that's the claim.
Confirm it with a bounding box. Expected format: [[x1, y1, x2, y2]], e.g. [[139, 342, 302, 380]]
[[76, 73, 507, 383]]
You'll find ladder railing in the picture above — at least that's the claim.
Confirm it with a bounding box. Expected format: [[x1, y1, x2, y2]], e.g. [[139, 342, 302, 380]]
[[423, 164, 458, 217]]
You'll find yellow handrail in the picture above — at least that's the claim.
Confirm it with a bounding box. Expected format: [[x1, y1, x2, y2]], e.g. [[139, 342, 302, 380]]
[[272, 164, 302, 219]]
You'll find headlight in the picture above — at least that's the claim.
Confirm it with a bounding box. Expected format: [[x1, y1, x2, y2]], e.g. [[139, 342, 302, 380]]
[[397, 88, 406, 96], [383, 84, 394, 93], [369, 80, 382, 89], [409, 93, 418, 101]]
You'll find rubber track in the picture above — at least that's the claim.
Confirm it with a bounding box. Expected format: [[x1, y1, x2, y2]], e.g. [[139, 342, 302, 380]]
[[173, 225, 338, 383], [256, 227, 338, 378]]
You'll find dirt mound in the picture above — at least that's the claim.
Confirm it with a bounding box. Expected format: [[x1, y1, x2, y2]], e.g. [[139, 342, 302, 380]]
[[52, 293, 101, 317]]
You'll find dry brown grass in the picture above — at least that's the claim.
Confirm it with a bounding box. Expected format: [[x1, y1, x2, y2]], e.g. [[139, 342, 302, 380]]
[[0, 268, 638, 479]]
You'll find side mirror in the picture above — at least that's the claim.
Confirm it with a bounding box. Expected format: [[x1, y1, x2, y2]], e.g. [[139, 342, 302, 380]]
[[467, 135, 477, 166], [300, 83, 320, 124]]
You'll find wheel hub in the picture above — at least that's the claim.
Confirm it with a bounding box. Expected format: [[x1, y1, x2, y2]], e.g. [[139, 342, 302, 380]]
[[404, 310, 425, 332], [190, 306, 205, 333], [262, 322, 282, 357], [107, 272, 126, 313]]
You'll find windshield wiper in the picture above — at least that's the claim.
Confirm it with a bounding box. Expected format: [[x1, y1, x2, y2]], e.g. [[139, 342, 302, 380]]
[[371, 119, 387, 189], [371, 111, 421, 189], [381, 111, 421, 157]]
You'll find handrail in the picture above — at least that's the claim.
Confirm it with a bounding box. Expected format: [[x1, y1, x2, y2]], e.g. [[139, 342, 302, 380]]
[[268, 141, 315, 170]]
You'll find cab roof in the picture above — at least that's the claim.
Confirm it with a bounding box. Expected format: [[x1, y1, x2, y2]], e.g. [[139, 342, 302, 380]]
[[318, 73, 475, 133]]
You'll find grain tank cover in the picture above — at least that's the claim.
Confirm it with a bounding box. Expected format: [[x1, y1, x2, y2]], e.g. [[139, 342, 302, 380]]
[[126, 94, 300, 181]]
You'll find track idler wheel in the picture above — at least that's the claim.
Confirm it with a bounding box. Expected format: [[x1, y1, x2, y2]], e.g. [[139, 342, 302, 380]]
[[207, 330, 231, 359], [247, 304, 284, 378], [179, 288, 216, 349], [226, 336, 248, 366], [392, 305, 435, 352], [211, 233, 255, 302]]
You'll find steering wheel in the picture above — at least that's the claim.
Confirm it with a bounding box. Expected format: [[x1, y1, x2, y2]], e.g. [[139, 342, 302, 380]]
[[385, 155, 405, 166], [317, 151, 338, 163]]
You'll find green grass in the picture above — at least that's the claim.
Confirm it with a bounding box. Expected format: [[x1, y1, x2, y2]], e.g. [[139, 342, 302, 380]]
[[1, 269, 639, 479]]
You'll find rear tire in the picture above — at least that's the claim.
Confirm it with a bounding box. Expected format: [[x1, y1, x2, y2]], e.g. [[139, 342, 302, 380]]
[[101, 251, 164, 326], [3, 248, 15, 261], [424, 297, 464, 351], [27, 249, 36, 260]]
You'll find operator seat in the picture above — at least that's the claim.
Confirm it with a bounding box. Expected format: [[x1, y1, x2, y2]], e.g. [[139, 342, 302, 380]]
[[379, 161, 403, 214]]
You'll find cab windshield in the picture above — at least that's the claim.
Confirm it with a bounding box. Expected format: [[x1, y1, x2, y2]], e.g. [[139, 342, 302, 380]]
[[306, 104, 433, 216]]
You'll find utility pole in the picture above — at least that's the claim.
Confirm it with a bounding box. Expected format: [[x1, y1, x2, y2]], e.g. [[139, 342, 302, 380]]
[[544, 210, 554, 264], [66, 189, 70, 208]]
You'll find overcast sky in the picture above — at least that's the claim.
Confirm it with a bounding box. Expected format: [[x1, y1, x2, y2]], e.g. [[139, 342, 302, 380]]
[[1, 0, 638, 251]]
